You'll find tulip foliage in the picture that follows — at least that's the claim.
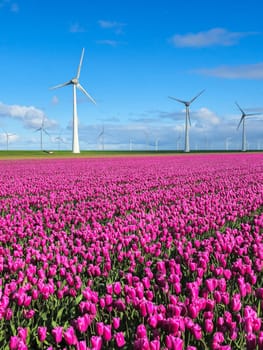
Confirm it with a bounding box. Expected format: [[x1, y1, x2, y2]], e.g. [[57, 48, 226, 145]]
[[0, 154, 262, 349]]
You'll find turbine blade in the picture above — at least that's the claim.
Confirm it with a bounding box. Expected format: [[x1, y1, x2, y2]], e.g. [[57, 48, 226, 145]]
[[77, 84, 96, 104], [189, 89, 205, 104], [168, 96, 187, 104], [35, 128, 41, 132], [237, 116, 244, 130], [50, 81, 72, 90], [245, 112, 262, 116], [76, 48, 85, 80], [235, 102, 245, 115], [43, 129, 50, 136]]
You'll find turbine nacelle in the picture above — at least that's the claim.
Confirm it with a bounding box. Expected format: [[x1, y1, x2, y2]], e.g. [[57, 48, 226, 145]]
[[71, 78, 79, 85]]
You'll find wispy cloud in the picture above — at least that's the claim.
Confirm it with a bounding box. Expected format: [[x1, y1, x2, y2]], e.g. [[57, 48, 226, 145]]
[[69, 22, 85, 33], [169, 28, 256, 48], [195, 62, 263, 79], [96, 40, 119, 47], [0, 0, 19, 12], [98, 20, 126, 34], [0, 102, 57, 129]]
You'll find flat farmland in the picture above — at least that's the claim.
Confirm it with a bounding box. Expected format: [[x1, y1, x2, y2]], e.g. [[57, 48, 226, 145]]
[[0, 153, 262, 349]]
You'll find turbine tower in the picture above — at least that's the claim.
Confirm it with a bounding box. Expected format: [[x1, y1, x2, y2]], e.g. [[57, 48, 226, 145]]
[[236, 102, 261, 152], [98, 125, 105, 150], [50, 48, 96, 154], [169, 90, 205, 152]]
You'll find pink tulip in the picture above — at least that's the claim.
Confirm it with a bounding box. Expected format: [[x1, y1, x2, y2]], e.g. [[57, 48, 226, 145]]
[[64, 326, 77, 345], [114, 332, 126, 347], [76, 340, 88, 350], [96, 322, 104, 336], [90, 336, 103, 350], [37, 326, 47, 342], [51, 326, 63, 344], [113, 317, 120, 329], [113, 281, 122, 295], [103, 324, 112, 341], [230, 293, 241, 312], [9, 336, 19, 350], [17, 327, 27, 342]]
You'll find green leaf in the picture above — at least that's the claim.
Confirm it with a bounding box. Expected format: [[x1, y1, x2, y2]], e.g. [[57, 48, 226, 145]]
[[56, 307, 65, 321], [75, 294, 83, 304]]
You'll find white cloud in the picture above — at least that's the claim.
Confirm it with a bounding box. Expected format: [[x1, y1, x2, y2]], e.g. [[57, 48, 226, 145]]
[[0, 102, 57, 129], [194, 107, 221, 127], [195, 62, 263, 79], [98, 20, 126, 34], [169, 28, 256, 48]]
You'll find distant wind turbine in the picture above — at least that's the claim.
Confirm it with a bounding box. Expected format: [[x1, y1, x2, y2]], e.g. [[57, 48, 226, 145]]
[[98, 125, 105, 150], [55, 130, 66, 150], [50, 48, 96, 154], [225, 137, 232, 151], [155, 137, 159, 152], [35, 117, 49, 151], [2, 129, 16, 150], [169, 90, 205, 152], [236, 102, 261, 152]]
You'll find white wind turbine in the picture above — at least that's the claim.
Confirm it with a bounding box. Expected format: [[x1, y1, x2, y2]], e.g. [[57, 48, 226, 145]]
[[35, 117, 49, 151], [2, 129, 16, 150], [50, 48, 96, 154], [236, 102, 261, 152], [169, 90, 205, 152]]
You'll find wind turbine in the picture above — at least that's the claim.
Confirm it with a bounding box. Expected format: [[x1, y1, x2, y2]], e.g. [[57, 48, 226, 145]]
[[50, 48, 96, 154], [169, 90, 205, 152], [98, 125, 105, 150], [55, 129, 67, 150], [155, 137, 159, 152], [225, 137, 232, 151], [35, 117, 49, 151], [2, 129, 16, 150], [236, 102, 261, 152]]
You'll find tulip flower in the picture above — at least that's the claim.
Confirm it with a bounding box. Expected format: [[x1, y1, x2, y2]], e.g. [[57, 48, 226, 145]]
[[90, 336, 103, 350], [64, 326, 77, 346], [51, 326, 63, 344], [37, 326, 47, 342], [114, 332, 126, 347]]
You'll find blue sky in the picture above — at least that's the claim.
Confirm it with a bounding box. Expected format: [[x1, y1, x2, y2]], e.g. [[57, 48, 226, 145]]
[[0, 0, 263, 151]]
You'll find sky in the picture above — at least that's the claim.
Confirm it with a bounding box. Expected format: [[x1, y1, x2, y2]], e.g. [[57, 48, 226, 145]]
[[0, 0, 263, 151]]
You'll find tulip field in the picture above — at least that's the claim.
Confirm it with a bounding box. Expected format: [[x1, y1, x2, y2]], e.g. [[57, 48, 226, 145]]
[[0, 153, 263, 350]]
